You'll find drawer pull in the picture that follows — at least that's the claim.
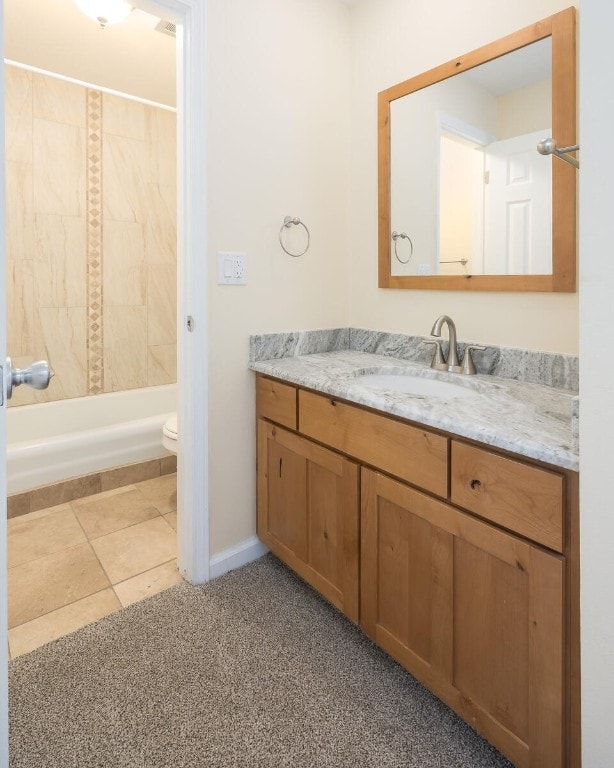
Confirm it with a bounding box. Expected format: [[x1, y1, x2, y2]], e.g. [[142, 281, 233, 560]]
[[470, 478, 481, 490]]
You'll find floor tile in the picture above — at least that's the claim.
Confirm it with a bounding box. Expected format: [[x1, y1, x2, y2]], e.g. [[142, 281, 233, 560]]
[[135, 473, 177, 514], [8, 507, 87, 569], [8, 542, 110, 628], [163, 511, 177, 531], [7, 502, 72, 530], [72, 487, 160, 540], [114, 560, 182, 607], [71, 485, 137, 507], [91, 516, 176, 584], [9, 588, 121, 658]]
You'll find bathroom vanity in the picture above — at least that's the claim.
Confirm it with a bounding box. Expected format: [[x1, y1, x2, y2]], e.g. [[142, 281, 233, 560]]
[[248, 7, 580, 767], [250, 330, 579, 768]]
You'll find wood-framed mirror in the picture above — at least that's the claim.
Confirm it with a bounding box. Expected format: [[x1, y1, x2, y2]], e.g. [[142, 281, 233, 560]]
[[378, 7, 576, 292]]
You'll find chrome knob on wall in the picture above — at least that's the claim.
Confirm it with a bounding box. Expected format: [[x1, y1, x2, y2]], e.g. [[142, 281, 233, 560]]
[[537, 137, 580, 169], [5, 357, 54, 400]]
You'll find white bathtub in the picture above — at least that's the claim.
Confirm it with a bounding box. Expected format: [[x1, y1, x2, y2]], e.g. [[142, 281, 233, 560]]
[[7, 384, 177, 494]]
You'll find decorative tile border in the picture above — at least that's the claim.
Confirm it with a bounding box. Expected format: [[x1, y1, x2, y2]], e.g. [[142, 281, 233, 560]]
[[86, 89, 104, 395]]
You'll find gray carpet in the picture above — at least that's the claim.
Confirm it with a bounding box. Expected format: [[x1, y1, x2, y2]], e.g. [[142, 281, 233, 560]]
[[9, 555, 513, 768]]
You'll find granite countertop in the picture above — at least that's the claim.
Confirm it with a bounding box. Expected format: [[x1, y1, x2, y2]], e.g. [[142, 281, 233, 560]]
[[249, 349, 578, 472]]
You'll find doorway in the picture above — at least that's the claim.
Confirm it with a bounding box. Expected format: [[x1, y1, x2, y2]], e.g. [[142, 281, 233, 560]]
[[0, 0, 208, 758]]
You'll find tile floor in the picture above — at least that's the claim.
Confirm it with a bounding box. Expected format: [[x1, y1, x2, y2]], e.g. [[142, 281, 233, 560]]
[[7, 473, 181, 659]]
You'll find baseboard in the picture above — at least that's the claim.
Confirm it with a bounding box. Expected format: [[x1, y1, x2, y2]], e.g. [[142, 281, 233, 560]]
[[209, 536, 269, 580]]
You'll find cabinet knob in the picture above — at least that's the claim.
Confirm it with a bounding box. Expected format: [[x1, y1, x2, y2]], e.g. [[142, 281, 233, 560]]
[[470, 478, 481, 490]]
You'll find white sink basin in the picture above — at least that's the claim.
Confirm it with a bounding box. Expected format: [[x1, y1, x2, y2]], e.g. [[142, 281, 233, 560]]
[[355, 372, 480, 399]]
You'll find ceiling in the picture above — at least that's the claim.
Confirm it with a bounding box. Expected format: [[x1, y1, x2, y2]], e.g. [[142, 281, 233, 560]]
[[463, 38, 552, 97], [4, 0, 177, 106], [3, 0, 364, 106]]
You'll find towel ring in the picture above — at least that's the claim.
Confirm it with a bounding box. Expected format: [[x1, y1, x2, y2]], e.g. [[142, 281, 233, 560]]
[[392, 231, 413, 264], [279, 216, 310, 257]]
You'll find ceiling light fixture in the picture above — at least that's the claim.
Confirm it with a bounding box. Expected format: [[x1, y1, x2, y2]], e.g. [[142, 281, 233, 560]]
[[75, 0, 132, 29]]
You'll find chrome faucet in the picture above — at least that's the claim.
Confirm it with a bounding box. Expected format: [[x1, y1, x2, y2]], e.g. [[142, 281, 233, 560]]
[[424, 315, 485, 375]]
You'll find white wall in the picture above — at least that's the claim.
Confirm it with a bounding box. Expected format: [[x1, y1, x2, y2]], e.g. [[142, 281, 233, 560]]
[[579, 0, 614, 764], [348, 0, 578, 353], [497, 79, 551, 139], [206, 0, 351, 552]]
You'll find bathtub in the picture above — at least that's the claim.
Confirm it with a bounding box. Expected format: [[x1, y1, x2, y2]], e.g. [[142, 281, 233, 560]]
[[7, 384, 177, 494]]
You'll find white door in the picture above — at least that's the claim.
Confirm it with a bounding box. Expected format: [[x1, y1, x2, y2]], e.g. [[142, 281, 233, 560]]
[[483, 129, 552, 274], [0, 0, 9, 759], [0, 73, 52, 765]]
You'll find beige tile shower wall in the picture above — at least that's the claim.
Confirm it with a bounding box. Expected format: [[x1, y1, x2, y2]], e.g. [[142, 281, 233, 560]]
[[101, 93, 177, 392], [4, 66, 177, 406]]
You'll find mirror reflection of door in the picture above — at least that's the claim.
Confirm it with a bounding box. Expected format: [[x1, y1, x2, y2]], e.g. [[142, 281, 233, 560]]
[[390, 36, 553, 278], [483, 129, 552, 274], [438, 127, 552, 276]]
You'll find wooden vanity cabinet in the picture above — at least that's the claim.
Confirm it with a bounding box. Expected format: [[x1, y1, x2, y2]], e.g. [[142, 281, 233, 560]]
[[361, 468, 564, 768], [257, 418, 360, 622], [299, 389, 448, 497], [256, 375, 298, 430], [255, 374, 578, 768], [450, 441, 564, 552]]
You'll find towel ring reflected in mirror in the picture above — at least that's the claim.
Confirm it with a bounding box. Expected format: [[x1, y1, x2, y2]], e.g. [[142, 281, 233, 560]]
[[392, 231, 413, 264]]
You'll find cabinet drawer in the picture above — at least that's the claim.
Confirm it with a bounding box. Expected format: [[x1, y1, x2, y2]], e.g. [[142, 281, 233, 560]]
[[299, 390, 448, 498], [450, 441, 564, 552], [256, 376, 297, 429]]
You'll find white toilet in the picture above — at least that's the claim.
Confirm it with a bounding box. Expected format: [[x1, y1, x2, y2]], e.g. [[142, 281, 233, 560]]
[[162, 413, 178, 454]]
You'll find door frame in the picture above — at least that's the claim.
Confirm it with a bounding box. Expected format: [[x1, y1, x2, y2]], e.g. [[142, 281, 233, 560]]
[[137, 0, 209, 584], [436, 113, 493, 276]]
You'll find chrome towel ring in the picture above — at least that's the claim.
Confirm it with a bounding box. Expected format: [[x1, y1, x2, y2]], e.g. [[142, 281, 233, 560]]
[[392, 231, 413, 264], [279, 216, 310, 257]]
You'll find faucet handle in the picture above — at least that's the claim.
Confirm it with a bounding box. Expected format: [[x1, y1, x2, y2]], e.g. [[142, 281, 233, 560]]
[[462, 344, 486, 375], [422, 339, 448, 371]]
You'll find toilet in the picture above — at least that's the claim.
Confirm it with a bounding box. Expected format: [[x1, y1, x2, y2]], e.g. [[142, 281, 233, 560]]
[[162, 413, 178, 454]]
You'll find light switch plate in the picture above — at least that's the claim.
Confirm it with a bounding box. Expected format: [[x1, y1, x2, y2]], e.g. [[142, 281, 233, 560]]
[[217, 252, 247, 285]]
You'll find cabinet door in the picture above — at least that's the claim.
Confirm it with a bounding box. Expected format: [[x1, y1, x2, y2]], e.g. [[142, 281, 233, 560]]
[[257, 419, 360, 621], [361, 469, 564, 768]]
